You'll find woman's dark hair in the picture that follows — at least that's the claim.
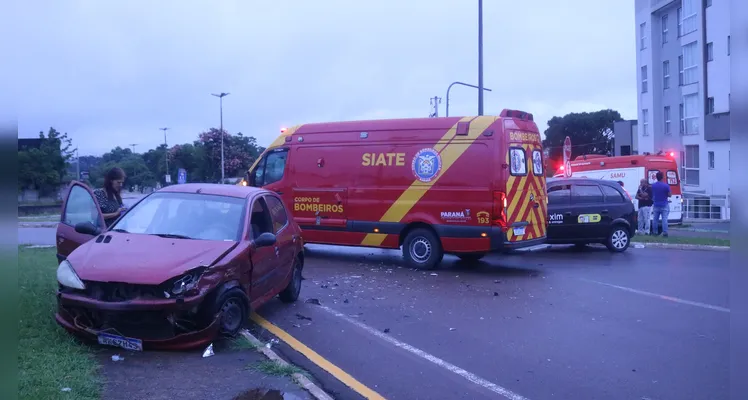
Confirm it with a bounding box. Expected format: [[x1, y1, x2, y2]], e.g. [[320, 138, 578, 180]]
[[104, 167, 126, 204]]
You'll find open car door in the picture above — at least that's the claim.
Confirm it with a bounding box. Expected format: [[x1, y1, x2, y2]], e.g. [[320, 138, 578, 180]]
[[56, 181, 105, 262]]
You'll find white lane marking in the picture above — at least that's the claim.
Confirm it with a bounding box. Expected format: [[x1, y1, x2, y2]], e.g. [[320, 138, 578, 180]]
[[582, 279, 730, 313], [318, 305, 531, 400]]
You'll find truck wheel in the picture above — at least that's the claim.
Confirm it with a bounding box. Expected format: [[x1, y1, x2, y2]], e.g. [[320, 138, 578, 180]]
[[402, 228, 443, 270], [457, 253, 486, 262], [606, 225, 631, 253]]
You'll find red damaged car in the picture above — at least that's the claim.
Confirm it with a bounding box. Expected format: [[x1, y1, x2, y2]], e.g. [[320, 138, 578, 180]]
[[54, 182, 304, 351]]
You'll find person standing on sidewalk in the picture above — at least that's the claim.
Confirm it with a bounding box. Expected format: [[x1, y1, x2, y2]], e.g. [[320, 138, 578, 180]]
[[636, 178, 653, 234], [651, 171, 671, 237]]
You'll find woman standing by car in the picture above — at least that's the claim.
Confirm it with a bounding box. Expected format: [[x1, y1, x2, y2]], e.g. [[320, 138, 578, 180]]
[[94, 167, 127, 227]]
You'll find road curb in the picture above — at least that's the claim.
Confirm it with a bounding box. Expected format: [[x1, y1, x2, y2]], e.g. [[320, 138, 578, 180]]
[[240, 329, 333, 400], [633, 242, 730, 251], [18, 222, 58, 228]]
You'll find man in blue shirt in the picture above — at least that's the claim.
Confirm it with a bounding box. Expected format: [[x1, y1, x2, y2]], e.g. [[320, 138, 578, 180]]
[[651, 171, 671, 237]]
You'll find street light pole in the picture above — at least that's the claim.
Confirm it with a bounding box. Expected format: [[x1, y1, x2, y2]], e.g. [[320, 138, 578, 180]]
[[159, 127, 169, 184], [75, 148, 80, 181], [446, 81, 493, 117], [478, 0, 484, 116], [211, 92, 230, 183]]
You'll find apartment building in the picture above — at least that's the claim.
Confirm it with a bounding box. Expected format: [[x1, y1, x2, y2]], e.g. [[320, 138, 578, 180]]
[[629, 0, 730, 198]]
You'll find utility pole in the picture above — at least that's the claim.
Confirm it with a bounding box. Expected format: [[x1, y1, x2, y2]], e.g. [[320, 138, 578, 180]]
[[429, 96, 442, 118], [159, 127, 169, 184], [129, 143, 138, 153], [445, 81, 493, 117], [75, 147, 80, 181], [211, 92, 230, 183], [478, 0, 484, 116]]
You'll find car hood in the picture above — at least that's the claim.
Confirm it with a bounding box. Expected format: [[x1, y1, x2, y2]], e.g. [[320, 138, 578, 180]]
[[67, 233, 237, 285]]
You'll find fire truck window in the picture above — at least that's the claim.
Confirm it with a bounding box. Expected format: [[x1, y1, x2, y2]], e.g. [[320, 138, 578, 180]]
[[263, 150, 288, 186], [547, 184, 571, 205], [572, 184, 604, 204], [532, 150, 543, 176], [666, 170, 678, 185], [509, 148, 527, 176]]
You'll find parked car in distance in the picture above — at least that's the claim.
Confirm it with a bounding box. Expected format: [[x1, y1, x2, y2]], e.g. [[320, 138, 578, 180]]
[[546, 178, 636, 252], [54, 182, 304, 351]]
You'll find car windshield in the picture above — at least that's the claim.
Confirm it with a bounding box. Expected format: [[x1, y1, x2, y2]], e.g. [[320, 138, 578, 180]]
[[111, 192, 245, 241]]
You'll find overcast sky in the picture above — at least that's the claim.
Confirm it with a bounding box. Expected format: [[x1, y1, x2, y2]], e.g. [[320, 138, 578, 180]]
[[7, 0, 636, 156]]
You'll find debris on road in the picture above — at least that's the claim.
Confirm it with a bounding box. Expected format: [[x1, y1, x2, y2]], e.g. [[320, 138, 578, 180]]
[[449, 328, 456, 331], [61, 387, 72, 392], [430, 273, 438, 276], [111, 354, 125, 362], [343, 299, 350, 303], [383, 328, 390, 333], [320, 284, 329, 288], [493, 292, 499, 296], [295, 313, 312, 321], [305, 298, 321, 305], [292, 324, 301, 328], [202, 343, 214, 358], [265, 338, 280, 349]]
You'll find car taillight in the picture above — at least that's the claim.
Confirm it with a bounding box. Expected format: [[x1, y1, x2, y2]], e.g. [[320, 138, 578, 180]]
[[492, 191, 508, 231]]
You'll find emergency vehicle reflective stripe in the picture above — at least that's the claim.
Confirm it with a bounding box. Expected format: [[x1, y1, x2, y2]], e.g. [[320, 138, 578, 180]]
[[506, 143, 547, 241], [360, 116, 497, 247], [248, 124, 304, 172]]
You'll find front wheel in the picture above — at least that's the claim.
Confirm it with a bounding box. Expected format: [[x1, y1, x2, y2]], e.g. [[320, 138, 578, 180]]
[[402, 228, 443, 270], [215, 288, 249, 337], [279, 257, 302, 303], [606, 225, 631, 253]]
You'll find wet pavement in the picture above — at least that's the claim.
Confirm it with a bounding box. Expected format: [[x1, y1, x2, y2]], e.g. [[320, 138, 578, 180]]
[[253, 244, 729, 400]]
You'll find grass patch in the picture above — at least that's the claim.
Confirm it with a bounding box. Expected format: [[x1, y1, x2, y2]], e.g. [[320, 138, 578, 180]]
[[633, 235, 729, 247], [18, 247, 101, 400], [230, 335, 258, 351], [248, 360, 306, 378]]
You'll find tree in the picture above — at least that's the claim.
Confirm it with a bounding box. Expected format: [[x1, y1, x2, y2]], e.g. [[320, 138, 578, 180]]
[[90, 147, 155, 189], [18, 128, 74, 195], [542, 109, 623, 169], [195, 129, 264, 182]]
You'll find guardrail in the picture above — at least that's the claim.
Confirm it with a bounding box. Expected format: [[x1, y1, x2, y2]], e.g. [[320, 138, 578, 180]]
[[682, 194, 730, 221]]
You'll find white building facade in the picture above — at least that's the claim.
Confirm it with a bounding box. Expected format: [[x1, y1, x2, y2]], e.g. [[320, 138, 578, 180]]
[[634, 0, 730, 199]]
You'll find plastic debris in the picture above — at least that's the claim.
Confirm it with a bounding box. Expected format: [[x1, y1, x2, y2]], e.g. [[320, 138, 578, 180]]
[[295, 313, 312, 321], [383, 328, 390, 333], [265, 338, 280, 349], [202, 343, 214, 358], [61, 388, 72, 392], [305, 298, 321, 305], [111, 354, 124, 361], [430, 273, 438, 276], [634, 244, 645, 249], [449, 328, 456, 331]]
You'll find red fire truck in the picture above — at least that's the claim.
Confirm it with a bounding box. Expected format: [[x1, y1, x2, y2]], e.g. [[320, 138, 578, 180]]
[[247, 110, 548, 269]]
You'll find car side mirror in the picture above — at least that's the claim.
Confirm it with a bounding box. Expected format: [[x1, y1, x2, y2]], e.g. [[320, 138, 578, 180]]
[[254, 232, 276, 247], [75, 221, 101, 236]]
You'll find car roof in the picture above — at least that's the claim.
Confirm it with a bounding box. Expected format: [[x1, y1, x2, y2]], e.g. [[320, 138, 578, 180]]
[[157, 183, 268, 199], [547, 177, 622, 188]]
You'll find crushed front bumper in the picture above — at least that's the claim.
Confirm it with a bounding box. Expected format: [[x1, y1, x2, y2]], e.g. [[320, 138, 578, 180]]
[[55, 290, 221, 351]]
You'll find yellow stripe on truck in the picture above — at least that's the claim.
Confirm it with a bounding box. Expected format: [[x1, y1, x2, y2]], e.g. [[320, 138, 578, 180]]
[[360, 116, 497, 247]]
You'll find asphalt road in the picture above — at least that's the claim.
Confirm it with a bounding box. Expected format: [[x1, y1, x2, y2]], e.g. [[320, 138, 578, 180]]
[[252, 245, 729, 400]]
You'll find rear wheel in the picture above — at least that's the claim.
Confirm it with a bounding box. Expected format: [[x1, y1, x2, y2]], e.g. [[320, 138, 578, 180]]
[[606, 225, 631, 253], [279, 257, 302, 303], [402, 228, 443, 270]]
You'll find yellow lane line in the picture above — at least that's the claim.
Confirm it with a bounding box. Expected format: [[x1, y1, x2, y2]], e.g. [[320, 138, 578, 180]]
[[251, 312, 388, 400]]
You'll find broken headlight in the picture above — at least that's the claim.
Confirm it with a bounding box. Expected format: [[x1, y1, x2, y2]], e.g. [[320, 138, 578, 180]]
[[57, 260, 85, 290], [168, 267, 207, 297]]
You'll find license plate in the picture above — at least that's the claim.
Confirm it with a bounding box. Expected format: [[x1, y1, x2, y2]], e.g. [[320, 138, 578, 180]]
[[514, 226, 526, 236], [98, 332, 143, 351]]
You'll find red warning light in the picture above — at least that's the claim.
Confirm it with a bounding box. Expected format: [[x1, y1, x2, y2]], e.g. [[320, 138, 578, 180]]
[[669, 152, 675, 157]]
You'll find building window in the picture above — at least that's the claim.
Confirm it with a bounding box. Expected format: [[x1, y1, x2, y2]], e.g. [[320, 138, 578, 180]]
[[708, 151, 715, 169], [677, 7, 683, 35], [682, 41, 698, 85], [683, 145, 700, 186], [678, 55, 684, 85], [679, 103, 685, 134], [642, 109, 649, 136], [706, 42, 713, 61], [664, 106, 671, 134], [707, 97, 714, 114], [662, 15, 669, 44], [680, 0, 698, 36], [728, 36, 731, 55], [663, 60, 670, 89], [683, 94, 699, 134], [640, 22, 647, 50], [641, 65, 648, 93]]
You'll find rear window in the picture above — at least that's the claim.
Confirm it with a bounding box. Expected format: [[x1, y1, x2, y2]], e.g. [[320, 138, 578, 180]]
[[509, 147, 527, 176], [572, 184, 604, 204], [601, 185, 625, 203], [532, 150, 543, 176], [547, 184, 571, 205]]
